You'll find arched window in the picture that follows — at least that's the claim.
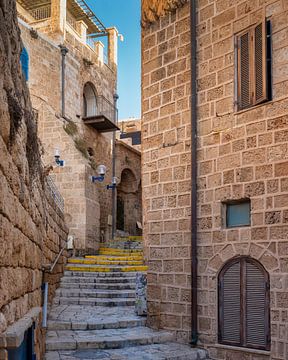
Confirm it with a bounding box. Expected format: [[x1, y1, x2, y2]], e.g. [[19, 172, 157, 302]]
[[20, 47, 29, 81], [218, 257, 270, 351], [83, 83, 97, 117]]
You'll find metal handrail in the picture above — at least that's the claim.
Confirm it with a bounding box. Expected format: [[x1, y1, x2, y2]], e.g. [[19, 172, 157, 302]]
[[43, 244, 66, 273]]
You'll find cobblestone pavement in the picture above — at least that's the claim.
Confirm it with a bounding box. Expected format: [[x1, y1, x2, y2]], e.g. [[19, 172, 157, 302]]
[[45, 249, 209, 359]]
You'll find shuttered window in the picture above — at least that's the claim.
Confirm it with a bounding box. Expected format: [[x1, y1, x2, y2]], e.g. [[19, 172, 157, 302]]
[[218, 257, 270, 351], [236, 20, 271, 110]]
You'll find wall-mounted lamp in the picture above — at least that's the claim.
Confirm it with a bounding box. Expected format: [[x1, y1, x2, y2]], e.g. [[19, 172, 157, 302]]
[[118, 34, 124, 42], [55, 149, 65, 167], [91, 164, 107, 183], [107, 176, 118, 190]]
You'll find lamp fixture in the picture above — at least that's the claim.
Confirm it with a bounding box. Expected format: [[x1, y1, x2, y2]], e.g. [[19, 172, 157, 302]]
[[107, 176, 118, 190], [91, 164, 107, 183], [55, 149, 65, 167]]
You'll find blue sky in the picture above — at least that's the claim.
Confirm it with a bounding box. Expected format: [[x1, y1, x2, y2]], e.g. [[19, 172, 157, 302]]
[[86, 0, 141, 120]]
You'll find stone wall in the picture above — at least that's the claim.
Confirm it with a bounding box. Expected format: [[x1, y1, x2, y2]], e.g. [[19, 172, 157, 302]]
[[18, 19, 116, 251], [0, 1, 68, 358], [142, 1, 192, 343], [142, 0, 288, 359], [196, 1, 288, 359]]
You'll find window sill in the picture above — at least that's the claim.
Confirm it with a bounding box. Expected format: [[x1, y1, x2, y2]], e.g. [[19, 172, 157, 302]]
[[212, 344, 270, 356], [234, 99, 272, 115], [0, 307, 41, 348]]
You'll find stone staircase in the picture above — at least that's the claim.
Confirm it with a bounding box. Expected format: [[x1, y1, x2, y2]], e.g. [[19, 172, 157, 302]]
[[45, 244, 209, 359]]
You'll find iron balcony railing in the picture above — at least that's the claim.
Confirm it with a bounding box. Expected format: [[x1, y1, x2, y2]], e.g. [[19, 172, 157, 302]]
[[30, 4, 51, 21], [46, 175, 64, 213], [95, 95, 117, 124]]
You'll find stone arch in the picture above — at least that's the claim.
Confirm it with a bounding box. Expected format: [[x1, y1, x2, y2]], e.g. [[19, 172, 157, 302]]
[[83, 82, 98, 117], [116, 168, 141, 235]]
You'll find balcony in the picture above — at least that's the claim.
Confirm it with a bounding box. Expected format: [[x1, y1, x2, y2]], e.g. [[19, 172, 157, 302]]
[[82, 95, 119, 133]]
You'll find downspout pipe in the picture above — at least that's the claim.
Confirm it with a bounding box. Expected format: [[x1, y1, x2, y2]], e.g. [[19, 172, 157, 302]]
[[111, 93, 119, 240], [190, 0, 198, 347], [59, 45, 68, 118]]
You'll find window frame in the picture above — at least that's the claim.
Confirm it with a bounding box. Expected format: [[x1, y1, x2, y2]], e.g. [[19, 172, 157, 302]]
[[235, 19, 271, 111], [218, 256, 270, 351], [224, 199, 251, 228]]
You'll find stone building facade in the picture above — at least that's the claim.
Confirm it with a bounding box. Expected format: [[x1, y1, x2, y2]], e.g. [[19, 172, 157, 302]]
[[0, 1, 68, 358], [142, 1, 288, 359], [16, 0, 142, 252]]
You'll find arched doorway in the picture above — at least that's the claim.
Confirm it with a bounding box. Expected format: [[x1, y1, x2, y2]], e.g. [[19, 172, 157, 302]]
[[117, 168, 140, 235], [83, 82, 97, 117]]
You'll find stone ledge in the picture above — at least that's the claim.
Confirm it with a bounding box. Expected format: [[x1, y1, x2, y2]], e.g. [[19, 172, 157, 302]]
[[0, 307, 42, 349], [210, 344, 270, 356]]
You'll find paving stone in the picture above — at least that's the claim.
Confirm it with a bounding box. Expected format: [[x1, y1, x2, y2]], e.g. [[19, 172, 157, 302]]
[[46, 327, 173, 351], [46, 343, 208, 359], [46, 251, 208, 359]]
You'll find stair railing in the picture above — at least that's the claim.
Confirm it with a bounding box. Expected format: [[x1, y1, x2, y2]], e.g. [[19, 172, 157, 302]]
[[42, 244, 67, 328]]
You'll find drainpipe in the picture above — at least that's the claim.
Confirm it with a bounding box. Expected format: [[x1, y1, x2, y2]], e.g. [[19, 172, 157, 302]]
[[59, 45, 68, 118], [111, 93, 119, 240], [190, 0, 198, 347]]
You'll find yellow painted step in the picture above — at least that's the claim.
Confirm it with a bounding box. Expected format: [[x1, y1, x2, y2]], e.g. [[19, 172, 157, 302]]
[[68, 259, 144, 266], [99, 248, 143, 254], [85, 255, 143, 261], [65, 265, 148, 272]]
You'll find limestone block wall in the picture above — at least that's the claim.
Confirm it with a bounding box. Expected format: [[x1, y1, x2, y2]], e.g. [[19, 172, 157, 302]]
[[0, 1, 68, 358], [142, 0, 288, 359], [18, 19, 117, 251], [196, 1, 288, 359], [142, 1, 192, 342]]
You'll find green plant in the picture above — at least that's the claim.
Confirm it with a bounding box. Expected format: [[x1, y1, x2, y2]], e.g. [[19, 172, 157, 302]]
[[63, 121, 78, 137], [74, 137, 89, 159]]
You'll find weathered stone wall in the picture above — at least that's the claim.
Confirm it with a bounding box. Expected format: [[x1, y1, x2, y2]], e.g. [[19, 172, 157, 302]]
[[142, 1, 192, 342], [196, 1, 288, 359], [142, 0, 288, 359], [0, 1, 68, 358], [18, 19, 116, 251]]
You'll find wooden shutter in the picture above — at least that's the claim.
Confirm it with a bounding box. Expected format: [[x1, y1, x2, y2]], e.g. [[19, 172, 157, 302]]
[[238, 31, 251, 110], [219, 257, 270, 350], [254, 22, 267, 104], [237, 20, 268, 110], [245, 261, 269, 350], [219, 260, 241, 345]]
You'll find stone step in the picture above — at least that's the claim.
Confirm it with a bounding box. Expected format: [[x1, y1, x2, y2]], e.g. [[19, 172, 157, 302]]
[[68, 258, 144, 266], [65, 264, 148, 272], [99, 248, 143, 254], [45, 327, 173, 351], [48, 305, 142, 327], [46, 343, 209, 360], [85, 255, 143, 261], [60, 282, 135, 290], [64, 271, 138, 278], [47, 317, 145, 331], [53, 297, 135, 307], [61, 275, 136, 284], [55, 288, 135, 299]]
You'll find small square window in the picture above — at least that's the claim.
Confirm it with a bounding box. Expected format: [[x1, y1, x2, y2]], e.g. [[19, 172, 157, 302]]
[[225, 200, 251, 228]]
